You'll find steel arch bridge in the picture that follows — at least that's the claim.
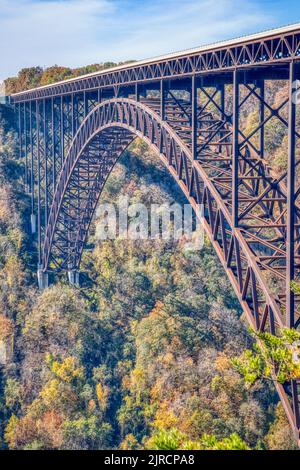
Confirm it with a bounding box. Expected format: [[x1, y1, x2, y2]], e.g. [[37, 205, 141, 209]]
[[11, 24, 300, 441]]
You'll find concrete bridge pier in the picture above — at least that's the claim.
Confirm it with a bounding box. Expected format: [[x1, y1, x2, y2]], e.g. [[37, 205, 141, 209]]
[[30, 214, 36, 234], [37, 265, 48, 290], [67, 270, 80, 287]]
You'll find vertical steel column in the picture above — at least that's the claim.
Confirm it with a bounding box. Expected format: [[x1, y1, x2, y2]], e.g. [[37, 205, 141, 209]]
[[60, 95, 64, 164], [23, 103, 28, 190], [259, 80, 265, 158], [36, 100, 42, 266], [160, 80, 166, 120], [64, 95, 73, 154], [67, 94, 75, 282], [43, 99, 48, 229], [286, 62, 297, 328], [219, 83, 225, 120], [135, 84, 140, 131], [71, 93, 75, 136], [191, 75, 197, 160], [84, 91, 87, 118], [51, 97, 55, 190], [232, 69, 240, 228], [135, 83, 139, 102], [286, 61, 300, 440], [53, 97, 62, 182], [29, 102, 35, 228], [47, 98, 54, 213], [18, 103, 22, 166]]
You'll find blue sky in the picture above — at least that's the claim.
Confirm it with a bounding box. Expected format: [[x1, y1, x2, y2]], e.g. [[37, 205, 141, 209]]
[[1, 0, 300, 78]]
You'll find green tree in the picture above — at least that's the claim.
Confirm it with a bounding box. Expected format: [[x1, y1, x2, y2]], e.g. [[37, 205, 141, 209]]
[[232, 328, 300, 385]]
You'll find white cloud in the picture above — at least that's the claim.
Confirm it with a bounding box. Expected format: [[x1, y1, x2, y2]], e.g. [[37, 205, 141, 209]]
[[0, 0, 114, 76], [106, 0, 275, 60], [0, 0, 279, 78]]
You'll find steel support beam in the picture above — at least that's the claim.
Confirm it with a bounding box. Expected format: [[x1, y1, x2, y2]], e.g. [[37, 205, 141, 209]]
[[232, 69, 240, 227], [43, 99, 48, 229], [36, 100, 42, 266], [259, 80, 265, 159], [18, 103, 22, 174], [218, 83, 225, 121], [60, 95, 64, 163], [160, 79, 166, 120], [286, 62, 297, 328], [135, 83, 139, 102], [51, 97, 55, 189], [29, 101, 35, 233], [23, 102, 28, 190], [191, 75, 197, 160]]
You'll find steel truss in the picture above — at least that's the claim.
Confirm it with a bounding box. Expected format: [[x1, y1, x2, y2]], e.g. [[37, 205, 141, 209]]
[[11, 25, 300, 103], [11, 25, 300, 441]]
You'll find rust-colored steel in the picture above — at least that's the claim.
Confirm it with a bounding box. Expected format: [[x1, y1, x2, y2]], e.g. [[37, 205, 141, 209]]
[[9, 24, 300, 442]]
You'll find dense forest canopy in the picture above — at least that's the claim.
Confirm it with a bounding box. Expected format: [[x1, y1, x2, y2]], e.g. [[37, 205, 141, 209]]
[[0, 65, 299, 450], [4, 62, 135, 95]]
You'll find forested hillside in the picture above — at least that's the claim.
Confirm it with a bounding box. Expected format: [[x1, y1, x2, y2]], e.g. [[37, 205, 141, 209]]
[[4, 62, 135, 95], [0, 66, 298, 450]]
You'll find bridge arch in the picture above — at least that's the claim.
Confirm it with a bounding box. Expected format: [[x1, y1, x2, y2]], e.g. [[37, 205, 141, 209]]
[[43, 98, 198, 275], [43, 97, 285, 334]]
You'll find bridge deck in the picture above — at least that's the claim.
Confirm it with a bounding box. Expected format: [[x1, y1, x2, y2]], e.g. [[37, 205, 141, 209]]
[[11, 22, 300, 103]]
